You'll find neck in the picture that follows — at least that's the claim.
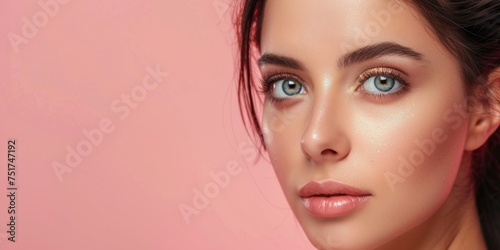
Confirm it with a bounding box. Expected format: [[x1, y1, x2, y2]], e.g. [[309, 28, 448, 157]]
[[445, 193, 486, 250]]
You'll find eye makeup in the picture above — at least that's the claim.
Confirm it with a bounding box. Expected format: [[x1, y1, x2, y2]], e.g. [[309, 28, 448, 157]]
[[259, 66, 412, 103]]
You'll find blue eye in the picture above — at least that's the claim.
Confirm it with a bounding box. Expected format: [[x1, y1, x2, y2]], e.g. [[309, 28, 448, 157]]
[[272, 79, 305, 98], [362, 75, 402, 94]]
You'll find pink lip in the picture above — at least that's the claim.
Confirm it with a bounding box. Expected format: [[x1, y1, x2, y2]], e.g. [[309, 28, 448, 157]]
[[299, 181, 371, 218]]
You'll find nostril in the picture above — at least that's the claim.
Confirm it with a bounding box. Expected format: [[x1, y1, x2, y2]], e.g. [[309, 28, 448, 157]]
[[321, 149, 338, 155]]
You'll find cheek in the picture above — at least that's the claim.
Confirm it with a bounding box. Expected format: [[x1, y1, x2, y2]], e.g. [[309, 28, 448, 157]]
[[262, 102, 307, 192], [356, 94, 470, 225], [373, 115, 468, 193]]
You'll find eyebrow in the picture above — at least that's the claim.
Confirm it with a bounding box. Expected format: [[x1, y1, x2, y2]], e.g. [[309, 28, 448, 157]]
[[338, 42, 424, 68], [258, 53, 305, 70], [257, 42, 424, 70]]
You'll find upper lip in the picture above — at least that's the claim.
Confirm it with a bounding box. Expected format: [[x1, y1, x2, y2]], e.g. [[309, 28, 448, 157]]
[[299, 180, 370, 198]]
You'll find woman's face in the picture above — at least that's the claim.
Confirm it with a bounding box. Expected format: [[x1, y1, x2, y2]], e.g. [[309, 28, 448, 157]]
[[259, 0, 472, 249]]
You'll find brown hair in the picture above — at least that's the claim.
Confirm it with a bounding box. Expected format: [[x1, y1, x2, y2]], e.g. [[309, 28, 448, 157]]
[[234, 0, 500, 248]]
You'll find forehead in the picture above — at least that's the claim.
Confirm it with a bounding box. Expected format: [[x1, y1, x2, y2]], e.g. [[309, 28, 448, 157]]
[[259, 0, 437, 61]]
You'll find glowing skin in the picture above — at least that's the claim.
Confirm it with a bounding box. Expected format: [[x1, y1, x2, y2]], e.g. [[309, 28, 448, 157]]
[[259, 0, 490, 249]]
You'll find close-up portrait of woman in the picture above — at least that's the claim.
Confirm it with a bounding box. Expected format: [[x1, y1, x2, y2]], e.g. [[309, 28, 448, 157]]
[[235, 0, 500, 249]]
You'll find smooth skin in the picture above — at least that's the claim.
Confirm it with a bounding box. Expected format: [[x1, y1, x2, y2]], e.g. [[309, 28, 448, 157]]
[[258, 0, 500, 249]]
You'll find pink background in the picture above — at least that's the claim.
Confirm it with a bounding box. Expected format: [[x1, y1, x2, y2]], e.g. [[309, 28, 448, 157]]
[[0, 0, 314, 249]]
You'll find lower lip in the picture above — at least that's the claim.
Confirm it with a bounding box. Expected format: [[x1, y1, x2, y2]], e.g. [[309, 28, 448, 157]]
[[302, 195, 371, 218]]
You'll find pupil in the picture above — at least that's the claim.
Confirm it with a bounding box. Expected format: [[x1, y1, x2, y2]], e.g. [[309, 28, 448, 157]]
[[379, 76, 388, 84], [375, 76, 395, 92], [283, 79, 301, 95]]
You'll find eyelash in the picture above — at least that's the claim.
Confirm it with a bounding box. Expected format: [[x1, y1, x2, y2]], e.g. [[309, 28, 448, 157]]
[[357, 67, 410, 99], [259, 71, 302, 104], [260, 67, 410, 103]]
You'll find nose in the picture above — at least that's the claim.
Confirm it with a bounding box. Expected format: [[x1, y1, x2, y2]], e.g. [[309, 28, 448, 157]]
[[300, 99, 351, 164]]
